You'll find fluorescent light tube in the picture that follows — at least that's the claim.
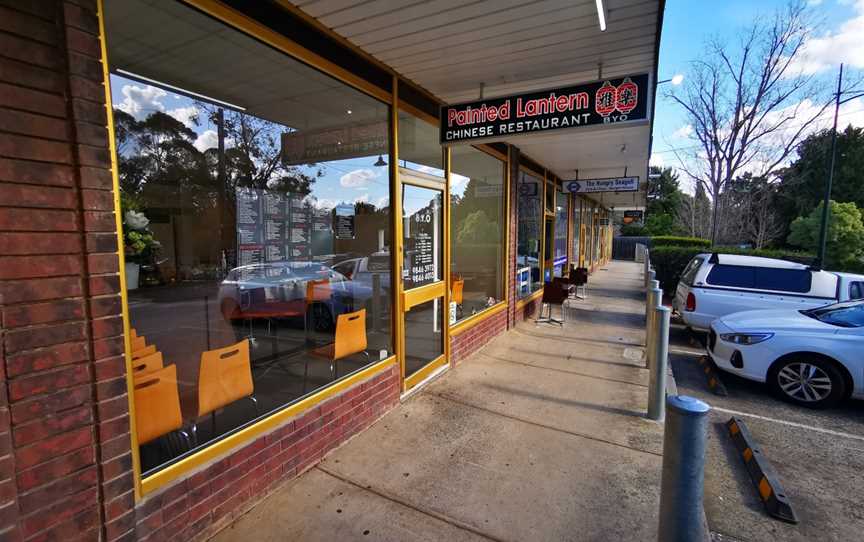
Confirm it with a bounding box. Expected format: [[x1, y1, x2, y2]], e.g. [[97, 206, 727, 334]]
[[115, 68, 246, 111], [596, 0, 607, 32]]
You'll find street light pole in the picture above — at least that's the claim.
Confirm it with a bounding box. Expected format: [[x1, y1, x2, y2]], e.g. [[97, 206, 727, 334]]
[[815, 64, 843, 270]]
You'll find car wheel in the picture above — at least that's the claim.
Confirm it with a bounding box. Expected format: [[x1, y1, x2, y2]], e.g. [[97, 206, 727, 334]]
[[768, 354, 847, 409]]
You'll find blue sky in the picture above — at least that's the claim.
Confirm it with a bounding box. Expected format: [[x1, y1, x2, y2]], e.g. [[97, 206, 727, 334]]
[[652, 0, 864, 185]]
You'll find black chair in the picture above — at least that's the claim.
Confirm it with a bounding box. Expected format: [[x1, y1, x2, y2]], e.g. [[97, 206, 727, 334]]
[[569, 267, 589, 299], [536, 279, 569, 326]]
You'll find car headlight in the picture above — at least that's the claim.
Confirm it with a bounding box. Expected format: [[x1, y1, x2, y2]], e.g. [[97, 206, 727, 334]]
[[719, 333, 774, 345]]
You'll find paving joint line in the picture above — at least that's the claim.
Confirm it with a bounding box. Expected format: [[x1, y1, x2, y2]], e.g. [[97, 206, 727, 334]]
[[315, 465, 507, 542], [428, 391, 663, 457], [476, 351, 649, 388], [711, 406, 864, 443]]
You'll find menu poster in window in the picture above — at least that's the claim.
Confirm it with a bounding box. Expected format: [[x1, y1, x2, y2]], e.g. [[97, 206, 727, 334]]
[[404, 207, 435, 289], [335, 203, 355, 240], [287, 196, 310, 260], [262, 192, 288, 263], [311, 206, 333, 258], [236, 188, 264, 265]]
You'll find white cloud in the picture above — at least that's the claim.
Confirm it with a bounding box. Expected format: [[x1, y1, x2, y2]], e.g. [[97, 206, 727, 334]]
[[193, 130, 218, 152], [115, 84, 167, 119], [787, 1, 864, 75], [650, 152, 665, 167], [376, 196, 389, 209], [672, 124, 693, 139], [340, 168, 377, 188], [807, 0, 823, 6], [193, 130, 234, 153], [167, 105, 199, 130], [451, 173, 469, 187], [353, 194, 369, 204], [310, 197, 338, 210]]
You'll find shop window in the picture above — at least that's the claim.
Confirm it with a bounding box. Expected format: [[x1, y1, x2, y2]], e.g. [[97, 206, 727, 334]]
[[593, 209, 602, 264], [572, 199, 582, 267], [105, 0, 392, 476], [517, 171, 542, 296], [450, 146, 505, 322], [398, 112, 445, 177], [553, 190, 568, 277]]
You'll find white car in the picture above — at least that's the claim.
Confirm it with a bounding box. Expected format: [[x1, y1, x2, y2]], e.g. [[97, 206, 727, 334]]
[[708, 300, 864, 408], [674, 253, 864, 331]]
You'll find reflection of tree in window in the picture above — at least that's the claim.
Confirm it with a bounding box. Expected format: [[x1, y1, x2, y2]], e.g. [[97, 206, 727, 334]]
[[114, 104, 324, 279]]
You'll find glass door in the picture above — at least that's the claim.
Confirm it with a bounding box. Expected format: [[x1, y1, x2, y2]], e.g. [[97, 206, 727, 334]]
[[400, 172, 447, 391]]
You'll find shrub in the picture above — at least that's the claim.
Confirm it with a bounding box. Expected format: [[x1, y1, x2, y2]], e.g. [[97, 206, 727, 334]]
[[650, 246, 816, 294], [651, 236, 711, 249]]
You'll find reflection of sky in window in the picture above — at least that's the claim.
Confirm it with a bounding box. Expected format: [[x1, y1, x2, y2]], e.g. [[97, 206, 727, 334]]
[[110, 75, 390, 211]]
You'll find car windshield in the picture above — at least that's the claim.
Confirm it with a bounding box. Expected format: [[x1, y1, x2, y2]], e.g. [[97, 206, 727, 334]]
[[801, 301, 864, 328]]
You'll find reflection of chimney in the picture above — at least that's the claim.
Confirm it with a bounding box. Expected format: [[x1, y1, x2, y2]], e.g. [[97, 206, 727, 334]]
[[378, 229, 385, 251]]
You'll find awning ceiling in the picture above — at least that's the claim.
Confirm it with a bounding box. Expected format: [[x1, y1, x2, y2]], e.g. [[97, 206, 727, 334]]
[[293, 0, 663, 209], [106, 0, 662, 210]]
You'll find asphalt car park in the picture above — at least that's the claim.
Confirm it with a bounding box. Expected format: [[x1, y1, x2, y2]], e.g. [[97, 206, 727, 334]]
[[667, 323, 864, 542]]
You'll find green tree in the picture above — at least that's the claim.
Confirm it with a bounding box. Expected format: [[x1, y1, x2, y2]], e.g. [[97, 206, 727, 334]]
[[456, 210, 498, 244], [777, 125, 864, 238], [641, 166, 684, 236], [787, 200, 864, 269]]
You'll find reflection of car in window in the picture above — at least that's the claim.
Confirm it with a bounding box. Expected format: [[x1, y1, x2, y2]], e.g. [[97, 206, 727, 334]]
[[217, 261, 377, 331], [331, 251, 391, 295]]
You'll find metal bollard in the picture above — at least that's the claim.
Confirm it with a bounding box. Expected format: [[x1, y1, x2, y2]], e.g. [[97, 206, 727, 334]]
[[657, 395, 711, 542], [644, 255, 651, 286], [648, 306, 670, 421], [645, 282, 661, 357]]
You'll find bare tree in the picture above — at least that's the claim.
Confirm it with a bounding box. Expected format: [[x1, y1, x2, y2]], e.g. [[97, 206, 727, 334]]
[[669, 1, 846, 245]]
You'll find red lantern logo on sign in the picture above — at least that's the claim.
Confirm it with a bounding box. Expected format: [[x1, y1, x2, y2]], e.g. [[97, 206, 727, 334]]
[[595, 81, 617, 117], [615, 77, 638, 114]]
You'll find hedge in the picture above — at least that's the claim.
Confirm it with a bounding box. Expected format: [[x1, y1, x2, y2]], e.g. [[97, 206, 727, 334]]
[[650, 236, 711, 248], [650, 246, 816, 294]]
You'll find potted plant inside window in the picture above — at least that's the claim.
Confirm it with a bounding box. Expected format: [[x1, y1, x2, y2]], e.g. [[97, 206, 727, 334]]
[[123, 208, 158, 290]]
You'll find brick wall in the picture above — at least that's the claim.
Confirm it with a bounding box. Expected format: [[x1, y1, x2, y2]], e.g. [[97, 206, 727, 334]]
[[449, 309, 507, 365], [0, 0, 134, 540], [134, 364, 399, 542], [506, 145, 519, 329]]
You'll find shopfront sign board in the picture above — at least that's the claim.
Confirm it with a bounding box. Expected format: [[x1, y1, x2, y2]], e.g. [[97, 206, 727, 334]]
[[282, 121, 387, 165], [564, 177, 639, 194], [623, 210, 643, 224], [440, 74, 650, 144]]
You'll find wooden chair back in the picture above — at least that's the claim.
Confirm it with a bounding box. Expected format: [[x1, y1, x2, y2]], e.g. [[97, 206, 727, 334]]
[[132, 351, 164, 380], [133, 364, 183, 445], [197, 339, 254, 417], [333, 309, 367, 360]]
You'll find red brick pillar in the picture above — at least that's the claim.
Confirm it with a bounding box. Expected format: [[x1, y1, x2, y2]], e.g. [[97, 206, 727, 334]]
[[0, 1, 133, 540], [506, 145, 520, 329]]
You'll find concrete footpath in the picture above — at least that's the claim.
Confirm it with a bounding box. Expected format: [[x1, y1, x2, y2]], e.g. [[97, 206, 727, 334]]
[[210, 261, 668, 542]]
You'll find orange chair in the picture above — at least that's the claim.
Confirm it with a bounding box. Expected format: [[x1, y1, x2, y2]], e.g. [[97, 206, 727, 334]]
[[132, 351, 164, 380], [308, 309, 368, 389], [133, 364, 185, 445], [131, 344, 157, 360], [131, 334, 147, 353], [195, 339, 258, 442], [451, 279, 465, 318]]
